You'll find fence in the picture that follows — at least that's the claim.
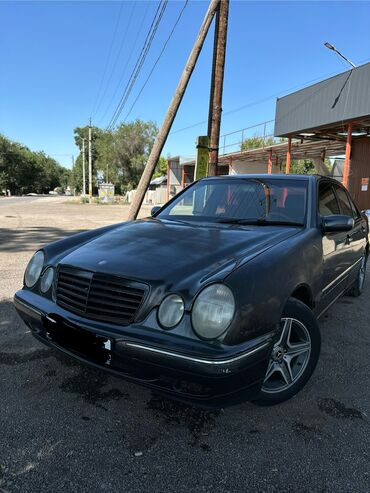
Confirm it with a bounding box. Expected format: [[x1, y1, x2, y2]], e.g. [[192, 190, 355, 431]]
[[219, 120, 277, 155]]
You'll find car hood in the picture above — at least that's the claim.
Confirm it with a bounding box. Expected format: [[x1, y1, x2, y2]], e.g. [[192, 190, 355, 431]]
[[59, 218, 300, 290]]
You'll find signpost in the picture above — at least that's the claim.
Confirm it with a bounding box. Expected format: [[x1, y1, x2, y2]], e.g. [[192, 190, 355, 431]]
[[98, 183, 115, 203]]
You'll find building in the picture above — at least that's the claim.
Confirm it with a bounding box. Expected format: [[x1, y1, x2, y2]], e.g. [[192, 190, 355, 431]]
[[167, 62, 370, 208], [275, 62, 370, 209]]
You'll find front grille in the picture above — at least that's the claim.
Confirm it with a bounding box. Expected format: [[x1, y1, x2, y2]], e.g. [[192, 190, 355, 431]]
[[56, 266, 148, 325]]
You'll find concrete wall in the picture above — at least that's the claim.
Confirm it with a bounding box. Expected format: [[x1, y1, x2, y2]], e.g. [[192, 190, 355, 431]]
[[230, 160, 280, 175]]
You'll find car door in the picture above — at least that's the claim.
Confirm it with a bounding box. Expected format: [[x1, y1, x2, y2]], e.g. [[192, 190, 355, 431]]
[[318, 180, 353, 310], [333, 183, 367, 286]]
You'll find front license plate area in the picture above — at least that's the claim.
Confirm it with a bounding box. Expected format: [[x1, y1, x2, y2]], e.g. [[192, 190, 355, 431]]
[[45, 316, 112, 366]]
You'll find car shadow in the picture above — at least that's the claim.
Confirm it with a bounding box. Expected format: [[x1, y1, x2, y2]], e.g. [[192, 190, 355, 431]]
[[0, 227, 85, 253]]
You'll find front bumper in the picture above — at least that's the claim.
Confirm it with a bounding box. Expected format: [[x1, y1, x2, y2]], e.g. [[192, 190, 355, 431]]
[[14, 290, 274, 408]]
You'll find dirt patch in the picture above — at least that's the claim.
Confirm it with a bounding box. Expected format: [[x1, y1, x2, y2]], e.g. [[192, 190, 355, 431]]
[[293, 421, 323, 441], [0, 348, 51, 366], [317, 398, 365, 420], [59, 367, 128, 408], [147, 394, 220, 447]]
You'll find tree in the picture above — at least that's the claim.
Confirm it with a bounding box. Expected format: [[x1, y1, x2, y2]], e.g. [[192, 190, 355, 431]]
[[0, 134, 70, 195], [153, 156, 167, 178], [241, 135, 276, 151], [73, 120, 158, 194]]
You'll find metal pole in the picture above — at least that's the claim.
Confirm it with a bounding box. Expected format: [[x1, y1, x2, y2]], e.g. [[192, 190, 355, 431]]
[[286, 137, 292, 174], [267, 149, 272, 174], [128, 0, 220, 220], [88, 120, 92, 204], [229, 156, 233, 175], [166, 159, 170, 202], [342, 122, 352, 188], [72, 155, 75, 196], [207, 0, 229, 177], [82, 138, 86, 196]]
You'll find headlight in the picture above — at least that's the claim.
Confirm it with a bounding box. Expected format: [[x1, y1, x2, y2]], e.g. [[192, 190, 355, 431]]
[[158, 294, 185, 328], [40, 267, 54, 293], [191, 284, 235, 340], [24, 251, 44, 288]]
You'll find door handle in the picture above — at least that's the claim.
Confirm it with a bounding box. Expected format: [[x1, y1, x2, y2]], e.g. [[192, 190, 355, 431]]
[[346, 234, 354, 244]]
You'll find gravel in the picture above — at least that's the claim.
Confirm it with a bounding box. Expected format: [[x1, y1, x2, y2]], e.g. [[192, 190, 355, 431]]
[[0, 197, 369, 493]]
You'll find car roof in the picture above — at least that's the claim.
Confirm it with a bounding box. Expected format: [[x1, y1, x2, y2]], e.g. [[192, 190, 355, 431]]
[[202, 173, 320, 181]]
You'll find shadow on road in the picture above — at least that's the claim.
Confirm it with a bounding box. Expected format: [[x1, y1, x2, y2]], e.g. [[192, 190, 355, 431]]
[[0, 227, 85, 252]]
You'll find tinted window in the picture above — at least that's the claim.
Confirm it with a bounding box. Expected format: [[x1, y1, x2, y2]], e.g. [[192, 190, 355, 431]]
[[318, 182, 340, 215], [159, 178, 307, 225], [334, 186, 353, 217], [347, 192, 361, 219]]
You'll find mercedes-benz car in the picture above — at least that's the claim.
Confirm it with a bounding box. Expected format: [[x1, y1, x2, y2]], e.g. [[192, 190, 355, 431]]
[[14, 174, 368, 407]]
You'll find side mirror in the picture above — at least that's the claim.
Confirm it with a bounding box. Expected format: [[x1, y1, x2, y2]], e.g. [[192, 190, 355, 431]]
[[151, 205, 161, 217], [322, 214, 354, 233]]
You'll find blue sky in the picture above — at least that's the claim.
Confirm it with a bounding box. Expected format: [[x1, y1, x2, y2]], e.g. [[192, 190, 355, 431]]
[[1, 0, 370, 168]]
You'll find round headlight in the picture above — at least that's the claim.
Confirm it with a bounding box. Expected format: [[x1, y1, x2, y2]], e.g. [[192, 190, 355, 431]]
[[158, 294, 185, 328], [191, 284, 235, 340], [40, 267, 54, 293], [24, 251, 44, 288]]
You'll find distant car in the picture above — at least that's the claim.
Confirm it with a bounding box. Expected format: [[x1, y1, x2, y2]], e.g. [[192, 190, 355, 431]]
[[14, 175, 368, 407]]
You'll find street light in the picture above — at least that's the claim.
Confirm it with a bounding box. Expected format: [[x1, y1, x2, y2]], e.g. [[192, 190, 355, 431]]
[[324, 42, 356, 68]]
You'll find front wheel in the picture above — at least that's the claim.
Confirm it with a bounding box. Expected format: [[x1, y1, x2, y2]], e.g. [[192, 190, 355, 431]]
[[255, 298, 321, 406]]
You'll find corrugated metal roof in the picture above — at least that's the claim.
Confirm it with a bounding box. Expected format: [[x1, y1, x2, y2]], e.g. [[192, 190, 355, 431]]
[[274, 62, 370, 137]]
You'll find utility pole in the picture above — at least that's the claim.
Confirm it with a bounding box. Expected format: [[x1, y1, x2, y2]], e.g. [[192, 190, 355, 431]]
[[88, 118, 92, 204], [207, 0, 229, 176], [72, 155, 75, 196], [128, 0, 220, 220], [81, 138, 86, 196]]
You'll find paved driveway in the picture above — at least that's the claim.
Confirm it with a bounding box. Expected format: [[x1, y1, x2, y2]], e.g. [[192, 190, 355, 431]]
[[0, 198, 369, 492]]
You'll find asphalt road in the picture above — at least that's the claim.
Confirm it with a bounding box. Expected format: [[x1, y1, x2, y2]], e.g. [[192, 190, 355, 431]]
[[0, 196, 58, 206], [0, 199, 369, 493]]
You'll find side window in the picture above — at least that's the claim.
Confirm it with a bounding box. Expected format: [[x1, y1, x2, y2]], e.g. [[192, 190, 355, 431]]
[[318, 182, 340, 216], [347, 191, 361, 219], [334, 185, 354, 217]]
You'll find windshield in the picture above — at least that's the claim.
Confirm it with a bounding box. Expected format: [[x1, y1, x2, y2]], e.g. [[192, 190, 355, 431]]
[[157, 178, 308, 225]]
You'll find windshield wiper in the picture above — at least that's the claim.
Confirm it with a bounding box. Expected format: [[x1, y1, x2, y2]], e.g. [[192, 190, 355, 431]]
[[217, 218, 304, 227]]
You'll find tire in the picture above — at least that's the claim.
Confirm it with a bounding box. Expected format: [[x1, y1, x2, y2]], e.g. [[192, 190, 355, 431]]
[[255, 298, 321, 406], [347, 252, 367, 297]]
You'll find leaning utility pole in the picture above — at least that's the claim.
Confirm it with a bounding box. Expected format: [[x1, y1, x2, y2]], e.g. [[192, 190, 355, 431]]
[[88, 119, 92, 204], [128, 0, 220, 220], [81, 137, 86, 196], [207, 0, 229, 176]]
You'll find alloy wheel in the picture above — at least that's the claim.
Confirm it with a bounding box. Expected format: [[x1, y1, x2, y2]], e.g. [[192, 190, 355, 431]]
[[262, 317, 311, 393]]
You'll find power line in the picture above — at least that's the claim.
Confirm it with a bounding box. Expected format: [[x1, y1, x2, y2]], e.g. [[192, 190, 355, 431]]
[[168, 58, 370, 136], [90, 1, 124, 118], [107, 0, 168, 130], [107, 0, 167, 129], [96, 4, 151, 126], [92, 2, 136, 120], [123, 0, 189, 122]]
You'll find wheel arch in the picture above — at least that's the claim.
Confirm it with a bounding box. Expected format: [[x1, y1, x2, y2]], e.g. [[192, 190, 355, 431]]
[[289, 284, 314, 310]]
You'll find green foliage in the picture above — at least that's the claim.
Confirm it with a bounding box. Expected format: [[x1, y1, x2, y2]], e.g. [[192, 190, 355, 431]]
[[73, 119, 159, 194], [153, 156, 167, 178], [0, 135, 71, 195], [240, 135, 276, 151], [289, 159, 316, 174]]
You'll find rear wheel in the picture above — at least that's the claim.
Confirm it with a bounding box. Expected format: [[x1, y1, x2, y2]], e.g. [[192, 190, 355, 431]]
[[348, 252, 367, 297], [255, 298, 321, 406]]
